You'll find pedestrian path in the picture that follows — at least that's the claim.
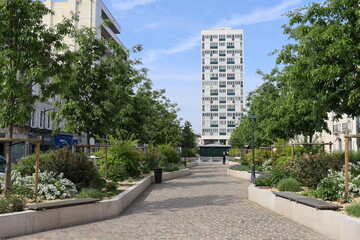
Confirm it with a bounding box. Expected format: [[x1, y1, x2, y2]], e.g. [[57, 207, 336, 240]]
[[12, 164, 329, 240]]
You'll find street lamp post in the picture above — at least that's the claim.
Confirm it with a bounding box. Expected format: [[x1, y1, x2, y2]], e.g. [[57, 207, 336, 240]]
[[249, 114, 256, 183]]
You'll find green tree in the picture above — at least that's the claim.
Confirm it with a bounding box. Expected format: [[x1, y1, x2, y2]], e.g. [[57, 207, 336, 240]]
[[277, 0, 360, 118], [0, 0, 72, 194], [180, 121, 196, 156], [53, 27, 138, 145]]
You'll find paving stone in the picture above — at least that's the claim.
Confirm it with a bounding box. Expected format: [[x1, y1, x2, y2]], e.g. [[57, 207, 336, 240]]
[[11, 164, 330, 240]]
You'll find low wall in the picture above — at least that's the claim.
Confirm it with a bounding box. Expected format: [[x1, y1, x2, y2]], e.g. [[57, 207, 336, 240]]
[[228, 160, 239, 166], [0, 168, 193, 239], [227, 168, 261, 179], [248, 185, 360, 240]]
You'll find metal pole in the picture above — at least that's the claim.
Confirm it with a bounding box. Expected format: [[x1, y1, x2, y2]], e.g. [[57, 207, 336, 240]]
[[105, 146, 108, 179], [42, 108, 45, 151], [34, 140, 41, 201], [251, 124, 255, 183], [345, 137, 349, 200], [291, 144, 294, 160]]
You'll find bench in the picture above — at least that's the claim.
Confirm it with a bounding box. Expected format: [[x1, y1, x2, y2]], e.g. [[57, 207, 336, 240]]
[[274, 192, 342, 210], [26, 198, 101, 210]]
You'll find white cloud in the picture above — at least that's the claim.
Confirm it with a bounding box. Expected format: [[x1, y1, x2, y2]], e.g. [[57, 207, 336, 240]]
[[142, 0, 301, 64], [112, 0, 160, 11], [215, 0, 301, 27]]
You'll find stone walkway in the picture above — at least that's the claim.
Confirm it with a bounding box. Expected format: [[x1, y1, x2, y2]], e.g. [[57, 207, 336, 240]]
[[12, 164, 329, 240]]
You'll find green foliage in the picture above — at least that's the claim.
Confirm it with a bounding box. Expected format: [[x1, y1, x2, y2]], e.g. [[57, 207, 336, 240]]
[[75, 188, 105, 199], [155, 144, 180, 167], [242, 149, 271, 167], [345, 203, 360, 218], [229, 165, 250, 171], [0, 0, 73, 194], [284, 153, 343, 188], [44, 148, 99, 190], [349, 151, 360, 164], [105, 182, 118, 192], [15, 151, 56, 176], [229, 148, 242, 157], [256, 168, 296, 187], [0, 195, 25, 214], [12, 185, 33, 199], [254, 176, 272, 187], [277, 178, 302, 192], [140, 150, 161, 173], [314, 163, 360, 201], [277, 0, 360, 118], [180, 121, 196, 156], [163, 164, 185, 172], [104, 137, 142, 181], [0, 170, 77, 200], [273, 156, 290, 167]]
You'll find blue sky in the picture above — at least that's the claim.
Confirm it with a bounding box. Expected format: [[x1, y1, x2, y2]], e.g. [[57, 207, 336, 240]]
[[103, 0, 323, 134]]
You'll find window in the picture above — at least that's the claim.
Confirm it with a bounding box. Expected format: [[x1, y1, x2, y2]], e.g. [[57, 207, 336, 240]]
[[31, 111, 35, 127], [47, 115, 51, 129], [39, 110, 44, 128]]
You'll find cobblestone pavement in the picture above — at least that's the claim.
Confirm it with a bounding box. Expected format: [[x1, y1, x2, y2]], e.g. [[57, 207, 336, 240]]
[[12, 164, 329, 240]]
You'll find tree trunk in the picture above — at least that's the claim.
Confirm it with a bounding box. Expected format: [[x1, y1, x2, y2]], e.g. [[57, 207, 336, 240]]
[[4, 124, 14, 196], [86, 131, 90, 154]]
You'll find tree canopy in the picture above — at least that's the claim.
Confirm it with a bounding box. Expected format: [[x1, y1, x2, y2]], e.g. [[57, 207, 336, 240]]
[[0, 0, 72, 194], [231, 0, 357, 148]]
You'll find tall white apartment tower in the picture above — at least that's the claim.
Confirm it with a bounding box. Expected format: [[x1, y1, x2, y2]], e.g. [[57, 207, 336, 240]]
[[201, 28, 244, 145]]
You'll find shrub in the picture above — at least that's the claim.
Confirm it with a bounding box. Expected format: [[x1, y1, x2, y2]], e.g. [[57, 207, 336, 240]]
[[15, 151, 55, 176], [140, 150, 162, 173], [105, 182, 118, 192], [345, 203, 360, 217], [267, 167, 296, 187], [272, 156, 290, 167], [254, 175, 272, 187], [0, 195, 25, 214], [76, 188, 104, 199], [229, 165, 250, 171], [253, 167, 295, 188], [107, 163, 128, 181], [277, 178, 302, 192], [105, 138, 142, 180], [1, 170, 78, 200], [349, 151, 360, 163], [284, 153, 343, 188], [155, 144, 180, 166], [314, 163, 360, 201], [44, 148, 99, 190], [163, 163, 184, 172], [243, 149, 271, 167]]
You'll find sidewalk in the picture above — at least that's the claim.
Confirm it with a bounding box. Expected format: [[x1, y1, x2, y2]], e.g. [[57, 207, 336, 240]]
[[12, 164, 329, 240]]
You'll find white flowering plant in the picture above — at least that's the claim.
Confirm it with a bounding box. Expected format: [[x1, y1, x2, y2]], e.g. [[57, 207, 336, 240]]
[[315, 162, 360, 201], [0, 170, 77, 200]]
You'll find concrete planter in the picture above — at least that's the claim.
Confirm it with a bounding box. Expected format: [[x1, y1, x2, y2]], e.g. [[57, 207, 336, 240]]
[[227, 168, 261, 179], [248, 185, 360, 240], [0, 168, 192, 239]]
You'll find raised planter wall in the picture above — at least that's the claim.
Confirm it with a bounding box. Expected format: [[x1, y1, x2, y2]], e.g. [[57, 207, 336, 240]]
[[227, 168, 261, 179], [0, 168, 193, 239], [248, 185, 360, 240]]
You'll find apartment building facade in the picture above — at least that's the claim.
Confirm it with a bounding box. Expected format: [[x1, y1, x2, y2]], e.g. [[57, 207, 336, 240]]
[[0, 0, 125, 159], [318, 113, 360, 152], [201, 28, 244, 145]]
